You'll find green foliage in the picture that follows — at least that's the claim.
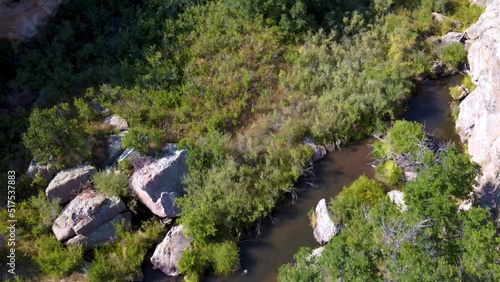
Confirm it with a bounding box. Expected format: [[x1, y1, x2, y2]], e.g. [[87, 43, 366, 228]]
[[92, 171, 129, 198], [387, 120, 426, 156], [278, 247, 322, 282], [461, 74, 476, 92], [376, 160, 403, 185], [23, 104, 90, 168], [33, 235, 83, 277], [210, 241, 240, 275], [450, 0, 485, 29], [121, 126, 164, 154], [438, 42, 467, 70], [330, 176, 385, 222], [449, 85, 463, 100], [16, 191, 61, 239], [87, 221, 159, 282]]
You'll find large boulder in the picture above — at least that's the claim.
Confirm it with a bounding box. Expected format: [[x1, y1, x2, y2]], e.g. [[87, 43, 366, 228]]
[[150, 225, 193, 276], [52, 190, 126, 241], [103, 115, 128, 131], [431, 12, 461, 29], [456, 0, 500, 214], [313, 199, 339, 244], [67, 212, 131, 250], [304, 137, 328, 162], [388, 190, 408, 212], [26, 159, 56, 183], [46, 165, 96, 204], [129, 144, 188, 218]]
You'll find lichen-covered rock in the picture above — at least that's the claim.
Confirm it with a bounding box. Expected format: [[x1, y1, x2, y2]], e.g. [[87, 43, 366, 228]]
[[103, 115, 128, 131], [46, 165, 96, 204], [129, 144, 188, 218], [52, 190, 126, 241], [304, 137, 328, 162], [313, 199, 339, 244], [150, 225, 192, 276], [66, 212, 131, 249], [388, 190, 407, 212]]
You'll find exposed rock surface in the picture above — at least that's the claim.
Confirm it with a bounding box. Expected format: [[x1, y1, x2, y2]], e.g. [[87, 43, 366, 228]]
[[129, 144, 188, 218], [304, 137, 328, 162], [313, 199, 339, 244], [0, 0, 62, 40], [46, 165, 96, 204], [388, 190, 408, 212], [105, 131, 127, 166], [52, 190, 126, 242], [441, 32, 466, 46], [67, 212, 131, 250], [150, 225, 193, 276], [26, 159, 56, 183], [104, 115, 128, 131], [456, 0, 500, 216]]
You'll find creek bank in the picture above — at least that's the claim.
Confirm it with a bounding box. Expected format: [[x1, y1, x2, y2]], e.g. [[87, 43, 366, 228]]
[[456, 0, 500, 224]]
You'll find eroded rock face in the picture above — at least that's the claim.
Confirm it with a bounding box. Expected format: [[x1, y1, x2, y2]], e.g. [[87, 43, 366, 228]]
[[0, 0, 62, 41], [313, 199, 339, 244], [52, 190, 126, 241], [304, 137, 328, 162], [46, 165, 96, 204], [441, 32, 466, 46], [129, 145, 188, 218], [150, 225, 192, 276], [388, 190, 408, 212], [456, 0, 500, 213], [105, 131, 127, 166]]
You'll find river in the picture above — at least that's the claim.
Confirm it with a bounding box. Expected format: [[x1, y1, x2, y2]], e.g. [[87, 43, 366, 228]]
[[142, 75, 463, 282]]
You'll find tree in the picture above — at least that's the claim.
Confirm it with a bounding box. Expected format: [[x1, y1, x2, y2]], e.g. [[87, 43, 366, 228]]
[[23, 104, 90, 167]]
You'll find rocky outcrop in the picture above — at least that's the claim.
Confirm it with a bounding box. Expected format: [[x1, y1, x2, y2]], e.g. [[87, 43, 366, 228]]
[[26, 159, 56, 183], [313, 199, 339, 244], [304, 137, 328, 162], [150, 225, 193, 276], [0, 0, 62, 41], [441, 32, 466, 46], [103, 115, 128, 131], [129, 144, 188, 218], [52, 190, 127, 242], [46, 165, 96, 204], [67, 212, 131, 250], [388, 190, 408, 212], [456, 0, 500, 215]]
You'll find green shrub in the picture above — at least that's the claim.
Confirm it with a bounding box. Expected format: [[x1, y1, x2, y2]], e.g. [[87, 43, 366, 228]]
[[376, 161, 403, 185], [387, 120, 426, 157], [117, 158, 133, 174], [210, 241, 240, 275], [438, 42, 467, 70], [23, 104, 91, 168], [121, 127, 164, 154], [451, 0, 485, 29], [449, 85, 463, 100], [330, 176, 385, 222], [461, 75, 476, 92], [33, 235, 83, 277], [450, 101, 460, 121], [92, 171, 129, 198], [16, 191, 61, 239]]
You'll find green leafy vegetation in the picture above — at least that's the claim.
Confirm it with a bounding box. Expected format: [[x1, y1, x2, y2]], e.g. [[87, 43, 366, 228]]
[[32, 235, 84, 277], [438, 42, 467, 70], [1, 0, 489, 280], [92, 171, 129, 198], [280, 124, 499, 281]]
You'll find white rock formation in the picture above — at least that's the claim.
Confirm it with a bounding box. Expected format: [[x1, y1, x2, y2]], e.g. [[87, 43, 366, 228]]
[[150, 225, 192, 276], [46, 165, 96, 204], [313, 199, 339, 244]]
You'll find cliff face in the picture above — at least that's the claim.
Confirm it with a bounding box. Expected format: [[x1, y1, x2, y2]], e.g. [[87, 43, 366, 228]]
[[456, 0, 500, 212], [0, 0, 62, 41]]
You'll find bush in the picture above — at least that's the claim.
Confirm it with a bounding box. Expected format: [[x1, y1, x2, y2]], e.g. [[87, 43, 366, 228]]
[[121, 126, 164, 154], [449, 85, 463, 100], [210, 241, 240, 275], [330, 176, 385, 222], [438, 42, 467, 70], [387, 120, 426, 157], [92, 171, 129, 198], [461, 75, 476, 92], [33, 235, 83, 277], [376, 160, 403, 185], [23, 104, 90, 168]]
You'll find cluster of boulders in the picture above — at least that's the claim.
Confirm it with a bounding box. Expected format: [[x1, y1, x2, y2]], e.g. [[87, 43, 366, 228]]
[[24, 114, 194, 277], [456, 0, 500, 226]]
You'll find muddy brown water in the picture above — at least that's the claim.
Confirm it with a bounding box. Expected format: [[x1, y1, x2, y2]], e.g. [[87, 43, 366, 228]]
[[142, 75, 463, 282]]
